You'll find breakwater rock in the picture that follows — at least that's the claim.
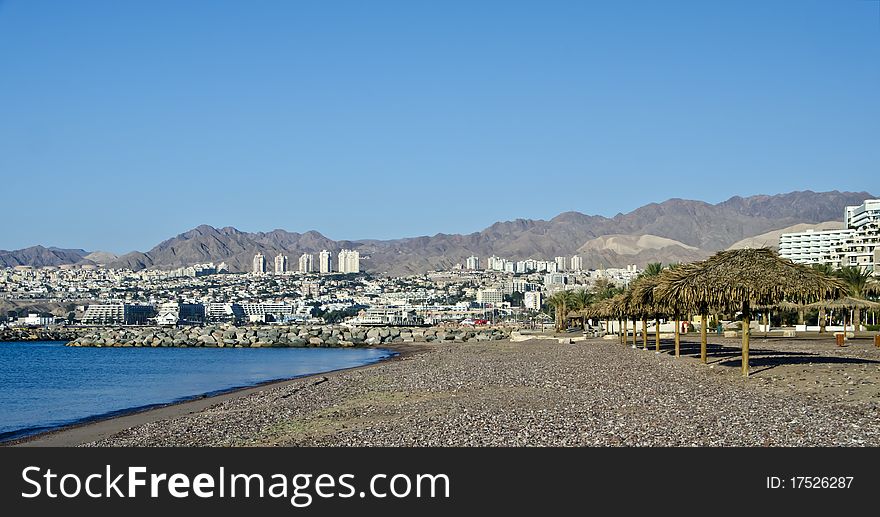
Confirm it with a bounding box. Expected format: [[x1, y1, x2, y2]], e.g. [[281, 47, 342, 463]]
[[1, 327, 85, 342], [65, 325, 512, 348]]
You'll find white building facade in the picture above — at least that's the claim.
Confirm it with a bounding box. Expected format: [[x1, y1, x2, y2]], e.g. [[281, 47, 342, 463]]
[[337, 249, 360, 274], [298, 253, 314, 273], [319, 250, 333, 274], [274, 254, 288, 274], [252, 253, 266, 274], [780, 199, 880, 275]]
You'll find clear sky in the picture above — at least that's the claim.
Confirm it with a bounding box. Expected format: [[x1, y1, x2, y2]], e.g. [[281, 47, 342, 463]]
[[1, 0, 878, 253]]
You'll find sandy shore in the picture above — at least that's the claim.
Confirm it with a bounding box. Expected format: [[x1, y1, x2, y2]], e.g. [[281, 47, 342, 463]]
[[12, 335, 880, 447]]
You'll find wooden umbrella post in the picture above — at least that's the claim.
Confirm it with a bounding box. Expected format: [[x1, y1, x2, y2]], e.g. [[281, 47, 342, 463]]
[[642, 318, 648, 350], [655, 316, 660, 353], [632, 318, 637, 347], [742, 301, 750, 378], [674, 316, 681, 358], [622, 318, 627, 345], [700, 313, 708, 363]]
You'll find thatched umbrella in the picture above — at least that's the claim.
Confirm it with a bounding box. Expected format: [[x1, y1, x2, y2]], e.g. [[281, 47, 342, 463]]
[[807, 296, 880, 333], [655, 249, 845, 377], [630, 274, 667, 353], [653, 262, 713, 362]]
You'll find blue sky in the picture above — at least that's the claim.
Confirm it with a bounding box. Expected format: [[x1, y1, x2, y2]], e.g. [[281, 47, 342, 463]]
[[1, 0, 878, 253]]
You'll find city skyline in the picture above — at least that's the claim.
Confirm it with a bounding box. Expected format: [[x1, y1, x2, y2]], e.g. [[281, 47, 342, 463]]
[[1, 1, 878, 252]]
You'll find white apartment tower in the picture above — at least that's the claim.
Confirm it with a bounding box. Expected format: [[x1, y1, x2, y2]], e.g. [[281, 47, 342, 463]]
[[554, 256, 567, 272], [570, 255, 583, 271], [780, 199, 880, 275], [298, 253, 314, 273], [465, 256, 480, 270], [274, 254, 288, 274], [338, 249, 360, 274], [319, 250, 333, 274], [252, 253, 266, 275]]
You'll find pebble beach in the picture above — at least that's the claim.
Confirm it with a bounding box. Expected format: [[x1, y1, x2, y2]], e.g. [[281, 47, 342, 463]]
[[22, 334, 877, 447]]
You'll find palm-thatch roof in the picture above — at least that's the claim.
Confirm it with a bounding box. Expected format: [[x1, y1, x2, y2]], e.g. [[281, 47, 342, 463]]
[[806, 296, 880, 310], [583, 294, 628, 319], [653, 248, 846, 378], [654, 248, 846, 311]]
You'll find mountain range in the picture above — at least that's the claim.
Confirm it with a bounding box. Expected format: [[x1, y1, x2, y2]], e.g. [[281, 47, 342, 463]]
[[1, 190, 874, 276]]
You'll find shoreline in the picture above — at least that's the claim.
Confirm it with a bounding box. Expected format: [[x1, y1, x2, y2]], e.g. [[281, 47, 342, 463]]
[[5, 343, 423, 447]]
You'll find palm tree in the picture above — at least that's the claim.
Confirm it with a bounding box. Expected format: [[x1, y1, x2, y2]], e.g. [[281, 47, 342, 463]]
[[547, 291, 572, 332], [643, 262, 664, 277], [835, 266, 879, 330], [569, 289, 593, 329]]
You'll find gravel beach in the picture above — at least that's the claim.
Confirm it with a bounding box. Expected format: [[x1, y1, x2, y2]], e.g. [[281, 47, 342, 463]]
[[21, 336, 880, 447]]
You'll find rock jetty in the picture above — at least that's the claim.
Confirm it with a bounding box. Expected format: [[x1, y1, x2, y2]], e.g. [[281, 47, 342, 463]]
[[65, 324, 512, 348], [0, 327, 84, 342]]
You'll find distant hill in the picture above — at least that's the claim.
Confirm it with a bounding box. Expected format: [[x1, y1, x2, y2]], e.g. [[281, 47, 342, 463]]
[[3, 190, 875, 275], [0, 246, 90, 268]]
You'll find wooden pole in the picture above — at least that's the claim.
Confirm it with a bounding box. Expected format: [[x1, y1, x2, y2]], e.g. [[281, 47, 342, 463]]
[[764, 311, 769, 338], [742, 302, 750, 378], [622, 318, 627, 345], [642, 318, 648, 350], [632, 318, 638, 346], [674, 316, 681, 358], [700, 313, 708, 363], [655, 316, 660, 353]]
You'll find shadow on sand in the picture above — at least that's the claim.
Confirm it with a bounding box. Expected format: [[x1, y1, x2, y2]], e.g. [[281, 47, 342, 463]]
[[632, 339, 880, 376]]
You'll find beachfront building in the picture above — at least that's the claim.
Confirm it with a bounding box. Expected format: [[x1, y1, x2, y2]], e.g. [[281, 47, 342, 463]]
[[205, 302, 246, 323], [156, 302, 206, 326], [846, 199, 880, 229], [82, 303, 155, 325], [466, 256, 480, 270], [338, 249, 360, 274], [298, 253, 314, 273], [780, 198, 880, 275], [570, 255, 583, 271], [319, 250, 333, 274], [778, 229, 853, 265], [274, 254, 288, 275], [240, 302, 295, 323], [476, 288, 504, 305], [253, 253, 266, 275]]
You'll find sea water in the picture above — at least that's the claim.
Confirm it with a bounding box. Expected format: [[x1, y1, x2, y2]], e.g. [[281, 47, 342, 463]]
[[0, 341, 392, 441]]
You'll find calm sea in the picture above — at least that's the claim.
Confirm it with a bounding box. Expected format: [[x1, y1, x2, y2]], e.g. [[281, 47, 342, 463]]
[[0, 341, 393, 442]]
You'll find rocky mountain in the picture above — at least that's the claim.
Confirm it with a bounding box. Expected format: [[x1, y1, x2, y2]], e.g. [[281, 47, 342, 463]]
[[0, 246, 90, 268], [3, 190, 875, 275]]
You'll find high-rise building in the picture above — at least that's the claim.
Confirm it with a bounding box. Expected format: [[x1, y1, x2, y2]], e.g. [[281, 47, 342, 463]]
[[298, 253, 314, 273], [570, 255, 583, 271], [319, 250, 333, 274], [465, 256, 480, 270], [338, 249, 360, 274], [555, 256, 567, 272], [253, 253, 266, 274], [274, 254, 288, 274]]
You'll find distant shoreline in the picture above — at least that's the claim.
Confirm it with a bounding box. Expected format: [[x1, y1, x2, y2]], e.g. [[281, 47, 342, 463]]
[[3, 343, 419, 447]]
